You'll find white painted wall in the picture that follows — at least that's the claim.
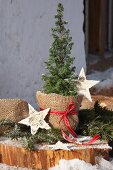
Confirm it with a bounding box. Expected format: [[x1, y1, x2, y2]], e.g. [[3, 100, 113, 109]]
[[0, 0, 86, 107]]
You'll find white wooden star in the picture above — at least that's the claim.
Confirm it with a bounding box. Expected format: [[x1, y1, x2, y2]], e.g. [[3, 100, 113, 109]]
[[18, 104, 51, 135], [48, 141, 70, 150], [77, 67, 100, 102]]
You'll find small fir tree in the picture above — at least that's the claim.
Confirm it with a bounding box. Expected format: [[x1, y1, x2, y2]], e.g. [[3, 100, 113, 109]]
[[42, 3, 78, 96]]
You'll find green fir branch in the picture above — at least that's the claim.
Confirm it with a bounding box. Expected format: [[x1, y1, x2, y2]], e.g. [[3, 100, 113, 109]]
[[77, 101, 113, 141], [1, 101, 113, 150], [4, 123, 64, 150]]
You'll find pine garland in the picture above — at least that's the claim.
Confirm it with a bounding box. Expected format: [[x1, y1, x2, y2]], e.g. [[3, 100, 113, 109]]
[[1, 122, 64, 150], [79, 101, 113, 123], [82, 118, 113, 141], [0, 101, 113, 150], [77, 101, 113, 141]]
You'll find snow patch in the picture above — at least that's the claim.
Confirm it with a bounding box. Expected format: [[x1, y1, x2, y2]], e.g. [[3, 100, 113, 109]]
[[50, 157, 113, 170], [0, 157, 113, 170], [87, 54, 100, 65], [87, 67, 113, 91], [0, 137, 111, 150], [0, 138, 112, 170], [0, 163, 33, 170]]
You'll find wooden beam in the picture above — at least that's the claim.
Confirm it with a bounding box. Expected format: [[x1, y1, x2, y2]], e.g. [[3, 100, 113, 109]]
[[99, 0, 108, 57]]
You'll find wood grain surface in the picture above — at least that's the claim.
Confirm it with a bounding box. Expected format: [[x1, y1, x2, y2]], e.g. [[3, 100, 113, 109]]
[[0, 142, 110, 170]]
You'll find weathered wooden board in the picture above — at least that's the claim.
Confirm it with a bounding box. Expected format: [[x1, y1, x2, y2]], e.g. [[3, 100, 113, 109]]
[[80, 95, 113, 110], [0, 141, 111, 170]]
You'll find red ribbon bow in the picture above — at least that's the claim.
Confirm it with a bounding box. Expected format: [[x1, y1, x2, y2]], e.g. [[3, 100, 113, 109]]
[[59, 102, 78, 137], [40, 102, 78, 137], [40, 102, 100, 145]]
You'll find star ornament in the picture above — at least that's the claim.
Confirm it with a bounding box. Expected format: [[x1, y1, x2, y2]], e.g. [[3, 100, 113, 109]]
[[19, 104, 51, 135], [77, 67, 100, 102], [48, 141, 70, 150]]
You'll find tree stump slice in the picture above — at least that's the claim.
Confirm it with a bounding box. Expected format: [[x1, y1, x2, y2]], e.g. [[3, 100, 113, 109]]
[[80, 95, 113, 111], [0, 137, 111, 170]]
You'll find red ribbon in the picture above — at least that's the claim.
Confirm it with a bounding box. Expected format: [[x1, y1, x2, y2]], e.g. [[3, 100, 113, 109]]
[[59, 102, 78, 137], [62, 130, 100, 145], [41, 102, 78, 137], [40, 102, 100, 145]]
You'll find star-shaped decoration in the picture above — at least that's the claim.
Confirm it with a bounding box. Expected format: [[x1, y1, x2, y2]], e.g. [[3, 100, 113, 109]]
[[18, 104, 51, 135], [77, 67, 100, 102], [69, 134, 92, 142], [48, 141, 71, 150]]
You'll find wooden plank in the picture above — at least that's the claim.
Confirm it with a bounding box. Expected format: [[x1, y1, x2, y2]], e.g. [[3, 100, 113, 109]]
[[0, 141, 111, 170], [88, 0, 108, 56], [81, 95, 113, 110], [88, 0, 101, 54], [99, 0, 108, 57]]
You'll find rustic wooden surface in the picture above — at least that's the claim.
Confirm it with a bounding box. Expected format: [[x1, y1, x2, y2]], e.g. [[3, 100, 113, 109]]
[[0, 95, 112, 170], [80, 95, 113, 111], [0, 142, 111, 170]]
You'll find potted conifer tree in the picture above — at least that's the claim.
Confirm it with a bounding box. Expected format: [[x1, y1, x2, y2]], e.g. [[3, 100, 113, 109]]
[[36, 3, 81, 132]]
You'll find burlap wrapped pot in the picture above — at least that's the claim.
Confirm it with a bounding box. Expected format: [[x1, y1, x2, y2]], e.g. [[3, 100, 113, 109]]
[[0, 99, 29, 134], [36, 91, 82, 132]]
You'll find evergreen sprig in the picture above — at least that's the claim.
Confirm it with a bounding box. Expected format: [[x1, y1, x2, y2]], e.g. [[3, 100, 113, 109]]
[[20, 128, 64, 150], [0, 119, 15, 135], [6, 124, 23, 140], [78, 101, 113, 124], [77, 101, 113, 141], [82, 118, 113, 141], [4, 123, 64, 150], [1, 101, 113, 150], [0, 119, 15, 127], [42, 3, 78, 96]]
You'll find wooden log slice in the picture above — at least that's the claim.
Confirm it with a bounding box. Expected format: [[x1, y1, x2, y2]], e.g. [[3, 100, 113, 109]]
[[80, 95, 113, 110], [0, 138, 111, 170]]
